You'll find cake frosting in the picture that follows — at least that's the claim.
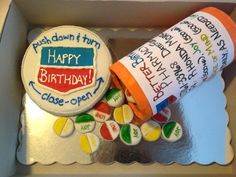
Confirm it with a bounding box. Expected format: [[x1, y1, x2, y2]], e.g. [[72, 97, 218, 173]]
[[21, 26, 112, 116]]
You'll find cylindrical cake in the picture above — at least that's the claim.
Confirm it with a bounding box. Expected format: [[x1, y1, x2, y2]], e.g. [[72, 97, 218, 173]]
[[110, 7, 236, 121]]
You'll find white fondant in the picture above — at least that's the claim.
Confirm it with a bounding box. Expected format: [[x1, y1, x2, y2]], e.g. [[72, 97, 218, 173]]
[[130, 124, 142, 145], [75, 121, 96, 133], [122, 104, 134, 124], [88, 109, 111, 122], [141, 120, 159, 136], [21, 26, 112, 116], [125, 89, 136, 103], [162, 122, 183, 142], [87, 133, 100, 152], [107, 91, 125, 107], [106, 120, 120, 140]]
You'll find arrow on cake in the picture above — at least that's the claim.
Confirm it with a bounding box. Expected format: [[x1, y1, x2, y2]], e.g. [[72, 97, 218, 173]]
[[93, 77, 104, 94], [29, 81, 41, 95]]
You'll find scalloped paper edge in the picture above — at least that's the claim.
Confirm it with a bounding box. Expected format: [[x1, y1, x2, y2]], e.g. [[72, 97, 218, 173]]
[[17, 67, 234, 166]]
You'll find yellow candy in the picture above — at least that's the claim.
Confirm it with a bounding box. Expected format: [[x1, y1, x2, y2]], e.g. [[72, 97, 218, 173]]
[[113, 104, 133, 124], [141, 120, 161, 142], [53, 117, 74, 137], [79, 134, 91, 154], [79, 133, 100, 154], [113, 107, 124, 124]]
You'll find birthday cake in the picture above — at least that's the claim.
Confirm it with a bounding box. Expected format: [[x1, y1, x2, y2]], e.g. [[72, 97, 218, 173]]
[[21, 26, 112, 116]]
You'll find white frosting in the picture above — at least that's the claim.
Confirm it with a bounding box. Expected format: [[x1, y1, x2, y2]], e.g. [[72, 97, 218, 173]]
[[130, 124, 142, 145], [105, 120, 120, 140], [75, 121, 96, 133], [21, 26, 112, 116]]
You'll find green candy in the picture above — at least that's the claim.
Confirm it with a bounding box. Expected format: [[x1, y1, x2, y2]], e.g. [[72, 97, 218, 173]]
[[162, 121, 183, 142], [105, 88, 125, 107], [75, 113, 96, 133], [120, 124, 141, 145]]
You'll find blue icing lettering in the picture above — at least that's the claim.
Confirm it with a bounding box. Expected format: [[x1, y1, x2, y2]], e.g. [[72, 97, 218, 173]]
[[40, 47, 94, 67], [82, 34, 101, 49], [41, 93, 64, 106], [70, 77, 104, 106], [52, 33, 75, 42], [70, 92, 93, 106], [93, 77, 104, 94], [32, 36, 52, 54], [32, 32, 101, 54], [38, 77, 104, 107], [29, 81, 41, 95], [127, 52, 144, 68]]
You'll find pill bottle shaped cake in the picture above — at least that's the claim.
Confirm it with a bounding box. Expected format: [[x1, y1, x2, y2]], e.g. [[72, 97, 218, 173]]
[[21, 26, 112, 116], [110, 7, 236, 121]]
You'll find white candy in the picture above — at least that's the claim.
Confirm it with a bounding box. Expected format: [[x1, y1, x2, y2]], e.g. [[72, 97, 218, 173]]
[[100, 120, 120, 141], [53, 117, 74, 137], [125, 89, 136, 103], [162, 121, 183, 142], [74, 113, 96, 133], [79, 133, 100, 154], [120, 123, 142, 146], [87, 101, 111, 122], [105, 88, 125, 107], [113, 104, 134, 124]]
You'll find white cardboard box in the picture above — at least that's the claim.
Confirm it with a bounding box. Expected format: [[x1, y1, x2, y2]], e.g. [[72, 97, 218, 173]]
[[0, 0, 236, 176]]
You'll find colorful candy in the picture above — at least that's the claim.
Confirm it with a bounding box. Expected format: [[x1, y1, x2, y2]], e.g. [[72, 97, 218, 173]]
[[88, 101, 111, 122], [125, 89, 136, 103], [162, 121, 183, 142], [100, 120, 120, 141], [79, 133, 100, 154], [53, 117, 74, 137], [120, 124, 142, 146], [152, 107, 171, 123], [141, 120, 161, 142], [105, 88, 125, 107], [113, 104, 134, 124], [75, 113, 96, 133]]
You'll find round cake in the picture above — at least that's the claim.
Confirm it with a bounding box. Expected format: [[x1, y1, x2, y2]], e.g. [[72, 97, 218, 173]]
[[21, 26, 112, 116]]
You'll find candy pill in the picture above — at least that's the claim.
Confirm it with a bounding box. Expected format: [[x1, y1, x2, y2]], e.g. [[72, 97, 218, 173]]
[[100, 120, 120, 141], [75, 113, 96, 133], [152, 107, 171, 123], [120, 124, 142, 146], [162, 121, 183, 142], [53, 117, 74, 137], [79, 133, 100, 154], [88, 101, 111, 122], [105, 88, 125, 107], [113, 104, 134, 124], [125, 89, 136, 103], [141, 120, 161, 142]]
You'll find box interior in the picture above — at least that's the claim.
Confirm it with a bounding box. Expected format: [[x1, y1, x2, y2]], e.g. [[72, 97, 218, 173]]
[[0, 0, 235, 176]]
